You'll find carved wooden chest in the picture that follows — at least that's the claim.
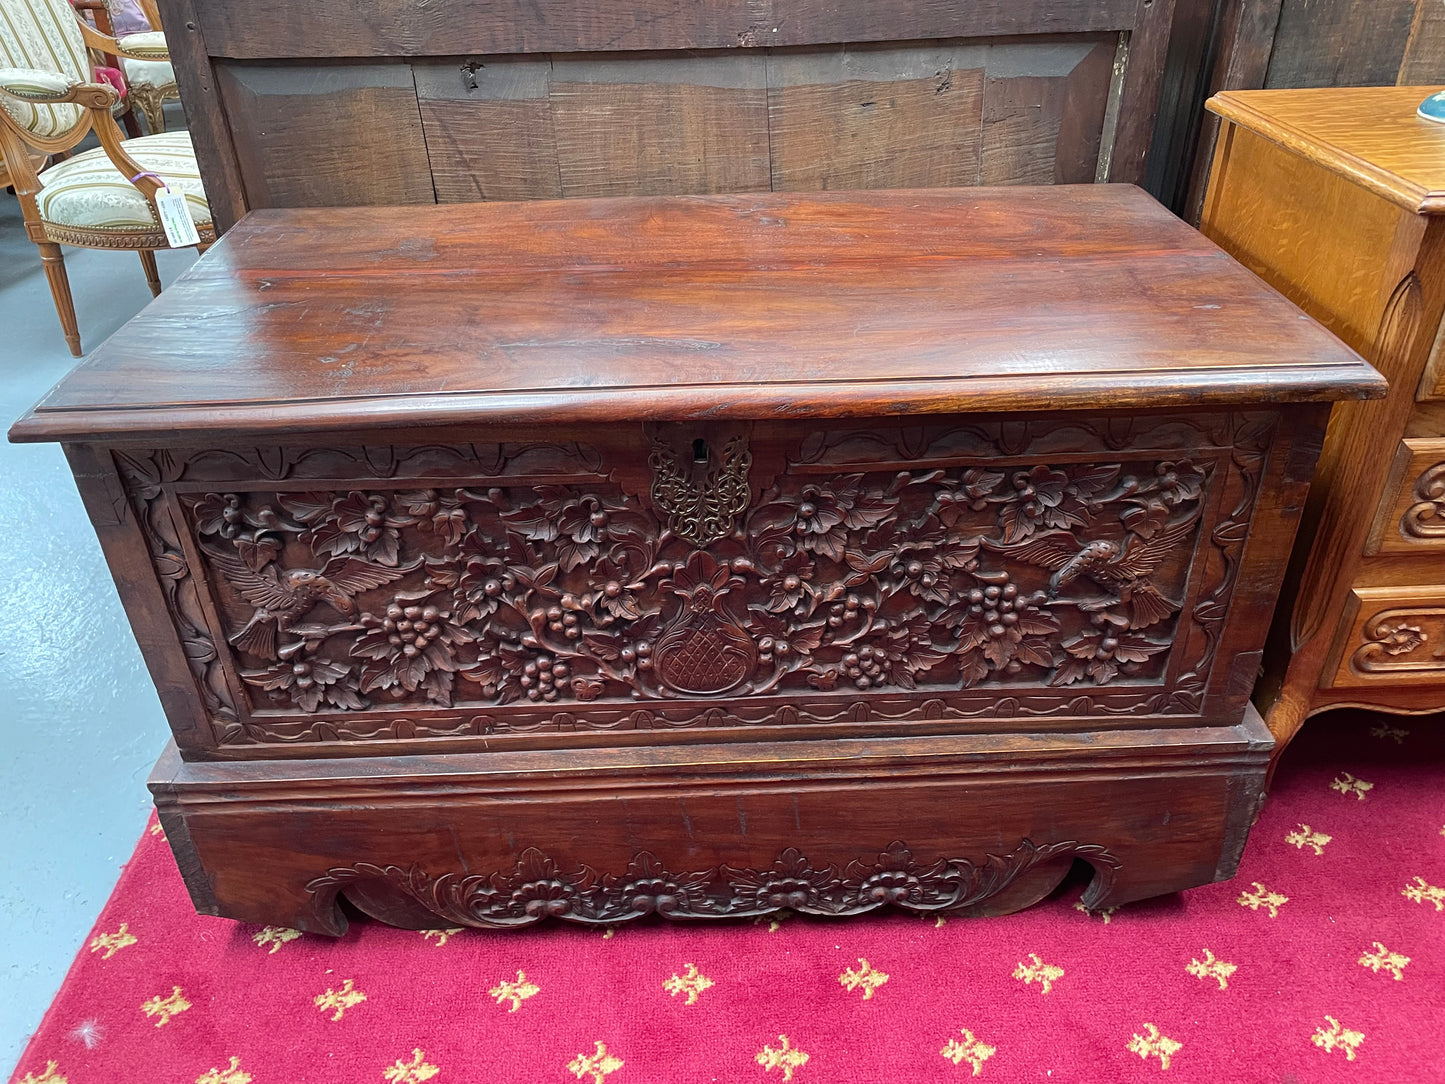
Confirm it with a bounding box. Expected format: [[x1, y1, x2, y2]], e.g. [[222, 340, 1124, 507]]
[[10, 187, 1382, 932]]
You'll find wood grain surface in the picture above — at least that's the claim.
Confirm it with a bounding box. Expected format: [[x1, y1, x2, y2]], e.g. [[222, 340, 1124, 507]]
[[9, 187, 1382, 445], [1208, 86, 1445, 213]]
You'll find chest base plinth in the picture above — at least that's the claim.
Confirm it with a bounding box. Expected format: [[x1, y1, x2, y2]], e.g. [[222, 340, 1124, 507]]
[[150, 707, 1271, 933]]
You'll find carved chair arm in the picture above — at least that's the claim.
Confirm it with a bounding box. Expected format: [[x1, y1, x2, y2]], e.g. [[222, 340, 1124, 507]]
[[76, 17, 170, 62], [0, 71, 161, 204]]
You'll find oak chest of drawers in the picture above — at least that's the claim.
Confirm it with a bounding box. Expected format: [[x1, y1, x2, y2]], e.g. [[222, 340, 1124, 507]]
[[1202, 88, 1445, 760], [10, 187, 1381, 932]]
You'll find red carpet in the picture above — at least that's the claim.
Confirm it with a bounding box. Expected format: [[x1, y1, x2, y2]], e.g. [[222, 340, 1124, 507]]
[[9, 712, 1445, 1083]]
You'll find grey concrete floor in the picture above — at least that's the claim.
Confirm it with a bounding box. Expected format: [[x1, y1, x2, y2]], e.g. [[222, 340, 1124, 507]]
[[0, 188, 198, 1070]]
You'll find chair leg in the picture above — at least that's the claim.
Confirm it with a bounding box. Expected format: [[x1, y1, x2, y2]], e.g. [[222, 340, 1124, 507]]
[[139, 249, 162, 297], [39, 242, 81, 357]]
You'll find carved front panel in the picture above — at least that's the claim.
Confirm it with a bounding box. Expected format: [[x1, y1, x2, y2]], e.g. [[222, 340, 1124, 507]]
[[1332, 586, 1445, 688], [113, 412, 1274, 753]]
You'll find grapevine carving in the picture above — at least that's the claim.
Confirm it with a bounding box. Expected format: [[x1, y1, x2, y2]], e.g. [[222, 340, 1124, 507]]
[[186, 455, 1209, 715], [112, 414, 1272, 745], [305, 838, 1121, 928]]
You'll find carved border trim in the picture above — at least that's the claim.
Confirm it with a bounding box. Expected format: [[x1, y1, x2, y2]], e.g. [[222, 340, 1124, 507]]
[[305, 838, 1120, 929]]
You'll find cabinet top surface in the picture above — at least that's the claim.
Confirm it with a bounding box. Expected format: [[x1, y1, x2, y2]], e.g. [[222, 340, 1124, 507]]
[[10, 186, 1381, 444], [1209, 87, 1445, 214]]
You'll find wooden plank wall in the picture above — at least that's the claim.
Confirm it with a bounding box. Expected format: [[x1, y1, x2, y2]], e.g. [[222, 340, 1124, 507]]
[[216, 40, 1118, 209]]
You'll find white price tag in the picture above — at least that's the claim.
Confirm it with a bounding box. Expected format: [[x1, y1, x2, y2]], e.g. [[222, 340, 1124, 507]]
[[154, 185, 201, 248]]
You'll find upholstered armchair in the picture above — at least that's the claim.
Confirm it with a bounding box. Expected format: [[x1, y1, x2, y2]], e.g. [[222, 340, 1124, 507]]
[[0, 0, 212, 356], [96, 0, 176, 132]]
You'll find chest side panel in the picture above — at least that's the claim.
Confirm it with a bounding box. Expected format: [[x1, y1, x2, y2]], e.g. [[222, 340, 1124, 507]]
[[113, 410, 1278, 758]]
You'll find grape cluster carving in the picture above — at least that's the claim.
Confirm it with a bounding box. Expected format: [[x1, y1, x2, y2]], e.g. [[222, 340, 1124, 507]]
[[191, 456, 1208, 715]]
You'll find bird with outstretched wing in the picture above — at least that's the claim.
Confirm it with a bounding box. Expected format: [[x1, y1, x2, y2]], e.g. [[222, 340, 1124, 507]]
[[203, 545, 412, 659], [994, 514, 1199, 629]]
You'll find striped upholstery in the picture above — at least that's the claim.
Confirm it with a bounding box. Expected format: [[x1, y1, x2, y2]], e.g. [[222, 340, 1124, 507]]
[[0, 0, 90, 137], [115, 29, 166, 58], [37, 130, 210, 230]]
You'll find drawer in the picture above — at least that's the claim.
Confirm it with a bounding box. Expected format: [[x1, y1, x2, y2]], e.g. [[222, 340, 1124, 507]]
[[1328, 585, 1445, 689], [1365, 439, 1445, 554]]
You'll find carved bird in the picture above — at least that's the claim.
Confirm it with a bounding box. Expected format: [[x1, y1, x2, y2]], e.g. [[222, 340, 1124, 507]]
[[203, 546, 412, 659], [994, 515, 1199, 629]]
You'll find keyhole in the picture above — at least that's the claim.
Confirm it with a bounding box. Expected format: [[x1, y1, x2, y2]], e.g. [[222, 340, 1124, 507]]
[[692, 438, 709, 463]]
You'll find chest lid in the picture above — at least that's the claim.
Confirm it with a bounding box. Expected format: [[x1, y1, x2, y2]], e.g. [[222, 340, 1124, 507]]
[[10, 185, 1382, 444]]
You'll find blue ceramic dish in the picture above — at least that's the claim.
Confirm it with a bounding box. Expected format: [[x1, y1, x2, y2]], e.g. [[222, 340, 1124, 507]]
[[1418, 90, 1445, 123]]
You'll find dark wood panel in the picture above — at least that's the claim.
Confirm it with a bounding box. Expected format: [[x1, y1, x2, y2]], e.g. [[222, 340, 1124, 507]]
[[1265, 0, 1418, 88], [767, 47, 985, 190], [980, 39, 1114, 185], [549, 56, 770, 198], [419, 43, 1119, 201], [1180, 0, 1286, 224], [1399, 0, 1445, 84], [215, 62, 435, 208], [195, 0, 1142, 61], [153, 0, 249, 232], [416, 56, 561, 202], [1105, 0, 1179, 184], [421, 98, 560, 202]]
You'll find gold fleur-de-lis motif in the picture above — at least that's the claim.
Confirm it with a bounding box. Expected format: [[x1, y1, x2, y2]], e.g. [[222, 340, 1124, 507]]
[[17, 1060, 67, 1084], [1369, 723, 1408, 744], [252, 926, 301, 954], [141, 986, 191, 1027], [934, 916, 947, 928], [1012, 953, 1064, 994], [1186, 948, 1237, 990], [1284, 823, 1332, 856], [1358, 941, 1409, 980], [314, 978, 367, 1021], [601, 926, 617, 940], [420, 927, 463, 947], [89, 923, 138, 960], [940, 1027, 996, 1075], [838, 958, 890, 1000], [663, 963, 714, 1005], [148, 821, 165, 838], [756, 1035, 809, 1081], [1236, 882, 1288, 917], [754, 911, 792, 933], [196, 1056, 252, 1084], [383, 1049, 439, 1083], [1330, 772, 1373, 800], [489, 970, 540, 1012], [1402, 876, 1445, 911], [568, 1041, 623, 1083], [1073, 901, 1117, 924], [1311, 1016, 1365, 1060], [1128, 1023, 1182, 1069]]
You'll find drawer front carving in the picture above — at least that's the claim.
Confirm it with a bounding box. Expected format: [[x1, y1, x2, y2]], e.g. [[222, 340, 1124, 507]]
[[113, 412, 1274, 754], [1331, 587, 1445, 688], [1366, 439, 1445, 554]]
